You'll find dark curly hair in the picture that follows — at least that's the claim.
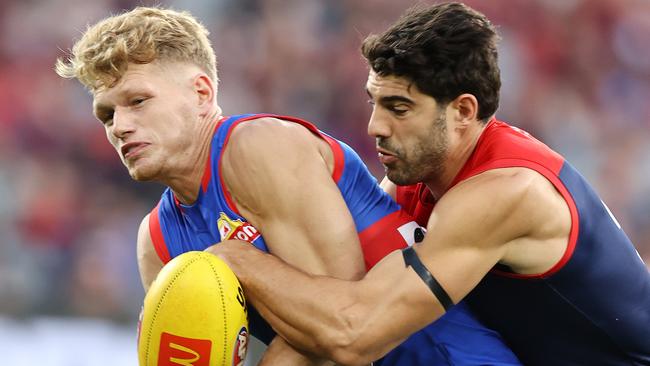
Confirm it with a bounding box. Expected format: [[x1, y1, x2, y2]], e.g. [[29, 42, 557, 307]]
[[361, 2, 501, 122]]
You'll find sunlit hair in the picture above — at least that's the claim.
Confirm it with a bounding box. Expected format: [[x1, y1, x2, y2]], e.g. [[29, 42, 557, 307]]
[[55, 6, 217, 93], [362, 2, 501, 122]]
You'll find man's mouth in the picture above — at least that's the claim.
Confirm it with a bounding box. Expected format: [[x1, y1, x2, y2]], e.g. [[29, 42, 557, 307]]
[[376, 147, 398, 165], [121, 142, 150, 159]]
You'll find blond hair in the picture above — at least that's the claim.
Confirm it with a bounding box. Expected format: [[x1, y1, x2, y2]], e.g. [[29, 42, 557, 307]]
[[55, 6, 217, 92]]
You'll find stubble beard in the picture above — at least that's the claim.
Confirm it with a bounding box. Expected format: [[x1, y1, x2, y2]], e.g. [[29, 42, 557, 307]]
[[384, 114, 448, 186]]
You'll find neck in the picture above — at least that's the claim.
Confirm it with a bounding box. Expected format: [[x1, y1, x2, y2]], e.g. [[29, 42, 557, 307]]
[[168, 108, 222, 204], [425, 121, 488, 199]]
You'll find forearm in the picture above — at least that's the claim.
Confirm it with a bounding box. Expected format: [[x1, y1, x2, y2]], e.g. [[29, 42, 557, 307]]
[[208, 240, 440, 365], [210, 240, 360, 357]]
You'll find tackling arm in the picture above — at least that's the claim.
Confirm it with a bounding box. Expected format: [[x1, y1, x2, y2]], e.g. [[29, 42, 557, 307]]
[[212, 168, 547, 365]]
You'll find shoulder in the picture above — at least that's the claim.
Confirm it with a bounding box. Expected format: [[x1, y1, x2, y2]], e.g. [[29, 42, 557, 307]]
[[467, 167, 563, 216], [229, 117, 316, 149], [222, 116, 323, 169], [219, 116, 329, 208], [452, 167, 547, 204], [437, 167, 561, 244]]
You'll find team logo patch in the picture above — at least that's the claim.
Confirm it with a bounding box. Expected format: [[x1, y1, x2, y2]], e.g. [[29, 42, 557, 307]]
[[158, 332, 212, 366], [232, 327, 249, 366], [217, 212, 261, 243]]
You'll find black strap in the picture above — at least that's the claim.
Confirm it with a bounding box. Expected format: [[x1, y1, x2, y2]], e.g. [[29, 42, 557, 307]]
[[402, 246, 454, 311]]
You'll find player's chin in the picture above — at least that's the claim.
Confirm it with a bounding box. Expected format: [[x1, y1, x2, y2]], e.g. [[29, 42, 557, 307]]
[[386, 167, 418, 186], [127, 164, 158, 182]]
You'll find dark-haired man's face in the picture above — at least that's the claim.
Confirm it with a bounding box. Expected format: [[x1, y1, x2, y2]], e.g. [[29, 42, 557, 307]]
[[366, 71, 449, 186]]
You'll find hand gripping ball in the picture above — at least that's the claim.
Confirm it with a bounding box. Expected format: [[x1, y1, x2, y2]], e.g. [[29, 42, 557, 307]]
[[138, 251, 249, 366]]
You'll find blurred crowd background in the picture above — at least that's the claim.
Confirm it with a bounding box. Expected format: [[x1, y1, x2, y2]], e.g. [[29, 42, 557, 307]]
[[0, 0, 649, 364]]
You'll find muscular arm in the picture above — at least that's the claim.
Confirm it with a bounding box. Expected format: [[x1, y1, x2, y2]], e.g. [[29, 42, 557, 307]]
[[217, 118, 366, 364], [213, 168, 568, 364], [222, 118, 365, 279]]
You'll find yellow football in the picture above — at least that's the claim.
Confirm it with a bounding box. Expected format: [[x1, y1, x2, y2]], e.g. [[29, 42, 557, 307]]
[[138, 251, 249, 366]]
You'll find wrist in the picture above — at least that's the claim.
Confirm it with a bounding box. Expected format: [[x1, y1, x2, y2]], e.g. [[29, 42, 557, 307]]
[[217, 240, 255, 277]]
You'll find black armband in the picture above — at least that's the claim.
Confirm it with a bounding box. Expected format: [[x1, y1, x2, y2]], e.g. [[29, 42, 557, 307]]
[[402, 246, 454, 311]]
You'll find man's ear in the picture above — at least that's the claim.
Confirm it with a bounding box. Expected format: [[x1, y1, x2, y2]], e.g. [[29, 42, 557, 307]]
[[450, 93, 479, 128], [194, 74, 216, 116]]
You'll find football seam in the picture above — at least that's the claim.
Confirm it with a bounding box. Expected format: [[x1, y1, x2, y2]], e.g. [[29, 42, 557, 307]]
[[145, 253, 204, 365], [204, 255, 228, 366]]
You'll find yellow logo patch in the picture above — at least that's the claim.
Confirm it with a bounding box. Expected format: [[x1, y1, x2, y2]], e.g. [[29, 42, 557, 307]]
[[217, 212, 260, 243]]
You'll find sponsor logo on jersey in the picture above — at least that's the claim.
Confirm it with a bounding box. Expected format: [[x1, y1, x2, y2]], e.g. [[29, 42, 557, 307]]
[[217, 212, 261, 243], [158, 332, 211, 366], [232, 327, 249, 366]]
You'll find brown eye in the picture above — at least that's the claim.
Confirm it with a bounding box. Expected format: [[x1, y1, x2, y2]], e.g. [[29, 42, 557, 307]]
[[389, 105, 408, 115]]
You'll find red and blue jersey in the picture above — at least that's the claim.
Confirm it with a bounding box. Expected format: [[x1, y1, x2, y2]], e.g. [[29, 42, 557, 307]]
[[149, 114, 521, 365], [397, 119, 650, 365], [148, 114, 418, 270]]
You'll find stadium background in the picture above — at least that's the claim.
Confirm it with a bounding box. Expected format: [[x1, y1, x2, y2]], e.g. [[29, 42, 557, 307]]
[[0, 0, 648, 364]]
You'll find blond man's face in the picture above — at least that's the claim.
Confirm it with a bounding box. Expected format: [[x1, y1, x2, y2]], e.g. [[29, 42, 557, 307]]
[[92, 62, 200, 181]]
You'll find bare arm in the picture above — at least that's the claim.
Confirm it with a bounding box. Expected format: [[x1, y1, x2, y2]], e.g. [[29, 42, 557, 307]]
[[136, 214, 164, 293], [216, 118, 366, 364], [213, 168, 566, 364]]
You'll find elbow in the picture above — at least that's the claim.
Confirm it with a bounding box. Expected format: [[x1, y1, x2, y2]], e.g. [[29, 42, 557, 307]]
[[315, 307, 377, 365], [326, 346, 373, 366]]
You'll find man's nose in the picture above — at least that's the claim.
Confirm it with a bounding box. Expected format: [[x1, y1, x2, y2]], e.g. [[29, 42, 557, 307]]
[[111, 108, 135, 139], [367, 109, 390, 138]]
